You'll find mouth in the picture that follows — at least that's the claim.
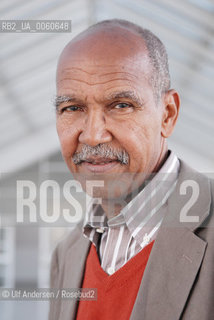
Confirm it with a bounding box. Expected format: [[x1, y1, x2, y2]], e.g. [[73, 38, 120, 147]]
[[78, 157, 122, 173]]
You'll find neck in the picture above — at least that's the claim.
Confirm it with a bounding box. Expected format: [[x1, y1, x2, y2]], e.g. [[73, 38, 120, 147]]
[[153, 140, 168, 173], [101, 199, 124, 219]]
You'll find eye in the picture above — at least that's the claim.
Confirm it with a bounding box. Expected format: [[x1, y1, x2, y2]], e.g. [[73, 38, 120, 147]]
[[61, 105, 83, 113], [114, 103, 131, 109]]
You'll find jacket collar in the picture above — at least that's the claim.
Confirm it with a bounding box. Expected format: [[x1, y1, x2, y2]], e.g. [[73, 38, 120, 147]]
[[130, 160, 211, 320], [58, 229, 91, 320], [163, 160, 211, 231]]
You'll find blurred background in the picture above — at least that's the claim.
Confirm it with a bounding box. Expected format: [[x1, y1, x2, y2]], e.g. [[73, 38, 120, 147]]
[[0, 0, 213, 319]]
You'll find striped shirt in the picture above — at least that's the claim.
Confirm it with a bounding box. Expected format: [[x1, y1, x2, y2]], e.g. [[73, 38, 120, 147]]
[[83, 151, 180, 275]]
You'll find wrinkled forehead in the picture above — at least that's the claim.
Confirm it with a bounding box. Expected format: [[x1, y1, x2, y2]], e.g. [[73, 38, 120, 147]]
[[56, 27, 152, 85]]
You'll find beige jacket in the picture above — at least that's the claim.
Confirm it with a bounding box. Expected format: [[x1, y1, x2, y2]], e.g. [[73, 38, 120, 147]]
[[49, 161, 214, 320]]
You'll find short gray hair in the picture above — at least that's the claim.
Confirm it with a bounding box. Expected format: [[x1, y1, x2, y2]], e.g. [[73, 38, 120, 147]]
[[88, 19, 171, 102]]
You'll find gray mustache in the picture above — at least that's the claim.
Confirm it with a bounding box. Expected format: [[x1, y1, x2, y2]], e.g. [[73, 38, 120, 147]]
[[72, 144, 129, 165]]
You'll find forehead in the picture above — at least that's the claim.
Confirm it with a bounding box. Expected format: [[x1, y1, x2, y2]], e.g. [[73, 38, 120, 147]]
[[56, 27, 153, 96]]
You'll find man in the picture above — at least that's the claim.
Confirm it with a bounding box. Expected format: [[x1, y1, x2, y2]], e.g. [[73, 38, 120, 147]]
[[49, 19, 214, 320]]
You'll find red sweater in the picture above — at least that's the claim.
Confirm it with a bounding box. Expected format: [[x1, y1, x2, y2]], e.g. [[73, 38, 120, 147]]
[[76, 241, 154, 320]]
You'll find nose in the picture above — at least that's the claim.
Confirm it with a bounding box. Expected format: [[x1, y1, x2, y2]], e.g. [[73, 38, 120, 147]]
[[78, 109, 112, 146]]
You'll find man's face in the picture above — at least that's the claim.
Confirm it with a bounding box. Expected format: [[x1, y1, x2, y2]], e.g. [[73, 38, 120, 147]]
[[56, 28, 167, 200]]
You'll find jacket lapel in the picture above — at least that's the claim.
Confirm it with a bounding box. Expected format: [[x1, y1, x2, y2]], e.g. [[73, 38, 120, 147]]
[[59, 228, 91, 320], [130, 161, 211, 320]]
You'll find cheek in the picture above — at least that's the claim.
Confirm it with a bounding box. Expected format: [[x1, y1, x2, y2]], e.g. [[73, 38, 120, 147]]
[[118, 119, 149, 151], [56, 120, 79, 159], [118, 117, 161, 166], [112, 120, 146, 167]]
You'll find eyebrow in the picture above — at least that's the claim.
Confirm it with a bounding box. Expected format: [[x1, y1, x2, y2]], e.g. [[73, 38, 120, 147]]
[[105, 91, 145, 108], [54, 90, 145, 110], [54, 94, 78, 110]]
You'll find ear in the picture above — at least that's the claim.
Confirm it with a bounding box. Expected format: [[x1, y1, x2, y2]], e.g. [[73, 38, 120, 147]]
[[161, 89, 180, 138]]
